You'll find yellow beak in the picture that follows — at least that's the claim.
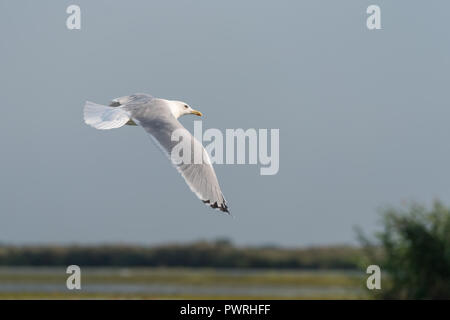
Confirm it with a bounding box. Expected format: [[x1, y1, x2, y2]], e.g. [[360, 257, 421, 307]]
[[191, 109, 203, 117]]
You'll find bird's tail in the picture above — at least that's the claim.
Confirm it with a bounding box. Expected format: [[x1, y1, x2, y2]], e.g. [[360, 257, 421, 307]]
[[84, 101, 131, 130]]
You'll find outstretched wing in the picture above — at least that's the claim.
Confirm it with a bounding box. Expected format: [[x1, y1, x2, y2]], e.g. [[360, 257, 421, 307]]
[[109, 94, 153, 126], [109, 93, 153, 107], [128, 101, 229, 214]]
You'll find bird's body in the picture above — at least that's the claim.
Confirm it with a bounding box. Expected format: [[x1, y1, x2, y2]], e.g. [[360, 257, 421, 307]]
[[83, 94, 229, 214]]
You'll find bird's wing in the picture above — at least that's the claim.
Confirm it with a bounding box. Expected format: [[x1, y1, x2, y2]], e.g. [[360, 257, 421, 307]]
[[109, 94, 153, 126], [128, 103, 229, 214], [109, 93, 153, 107]]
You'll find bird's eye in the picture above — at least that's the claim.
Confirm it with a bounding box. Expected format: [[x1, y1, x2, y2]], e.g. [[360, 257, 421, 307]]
[[184, 105, 188, 109]]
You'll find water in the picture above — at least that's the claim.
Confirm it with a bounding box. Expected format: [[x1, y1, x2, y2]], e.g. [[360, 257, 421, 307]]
[[0, 267, 365, 299]]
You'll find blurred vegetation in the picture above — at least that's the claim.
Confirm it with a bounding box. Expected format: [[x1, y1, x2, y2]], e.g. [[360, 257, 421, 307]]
[[2, 201, 449, 300], [0, 239, 362, 270], [357, 200, 450, 299]]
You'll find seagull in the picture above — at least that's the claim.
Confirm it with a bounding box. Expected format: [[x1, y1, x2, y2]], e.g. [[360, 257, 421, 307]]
[[83, 93, 229, 214]]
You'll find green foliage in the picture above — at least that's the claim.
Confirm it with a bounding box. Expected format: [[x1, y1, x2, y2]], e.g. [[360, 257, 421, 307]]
[[359, 201, 450, 299]]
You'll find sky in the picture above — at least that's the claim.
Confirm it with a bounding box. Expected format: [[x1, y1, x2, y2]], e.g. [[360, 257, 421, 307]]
[[1, 1, 449, 246]]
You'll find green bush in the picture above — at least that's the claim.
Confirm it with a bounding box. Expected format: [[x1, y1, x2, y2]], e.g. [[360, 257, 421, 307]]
[[359, 201, 450, 299]]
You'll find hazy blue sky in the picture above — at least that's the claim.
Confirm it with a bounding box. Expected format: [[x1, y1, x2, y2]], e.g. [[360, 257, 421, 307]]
[[1, 1, 449, 246]]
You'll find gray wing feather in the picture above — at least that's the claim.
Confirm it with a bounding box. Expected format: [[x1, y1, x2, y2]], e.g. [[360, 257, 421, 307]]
[[109, 94, 153, 126], [127, 100, 229, 214], [109, 93, 153, 107]]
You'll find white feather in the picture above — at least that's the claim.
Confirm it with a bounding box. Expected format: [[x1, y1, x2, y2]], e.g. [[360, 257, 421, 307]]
[[84, 101, 130, 130]]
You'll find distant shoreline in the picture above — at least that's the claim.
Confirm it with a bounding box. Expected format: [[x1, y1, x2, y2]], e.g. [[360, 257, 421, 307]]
[[0, 239, 364, 270]]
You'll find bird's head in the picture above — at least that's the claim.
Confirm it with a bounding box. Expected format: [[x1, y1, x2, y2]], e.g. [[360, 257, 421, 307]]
[[169, 100, 203, 119]]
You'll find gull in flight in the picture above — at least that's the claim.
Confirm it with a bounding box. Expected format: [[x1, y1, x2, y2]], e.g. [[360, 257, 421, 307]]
[[83, 93, 229, 214]]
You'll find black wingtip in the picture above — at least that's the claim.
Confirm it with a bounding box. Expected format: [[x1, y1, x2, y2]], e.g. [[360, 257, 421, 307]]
[[203, 200, 230, 214]]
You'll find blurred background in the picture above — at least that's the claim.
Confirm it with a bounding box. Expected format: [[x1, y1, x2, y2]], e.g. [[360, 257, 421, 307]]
[[0, 1, 449, 299]]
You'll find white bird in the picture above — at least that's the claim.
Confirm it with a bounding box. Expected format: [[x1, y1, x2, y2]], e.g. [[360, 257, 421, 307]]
[[83, 93, 229, 214]]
